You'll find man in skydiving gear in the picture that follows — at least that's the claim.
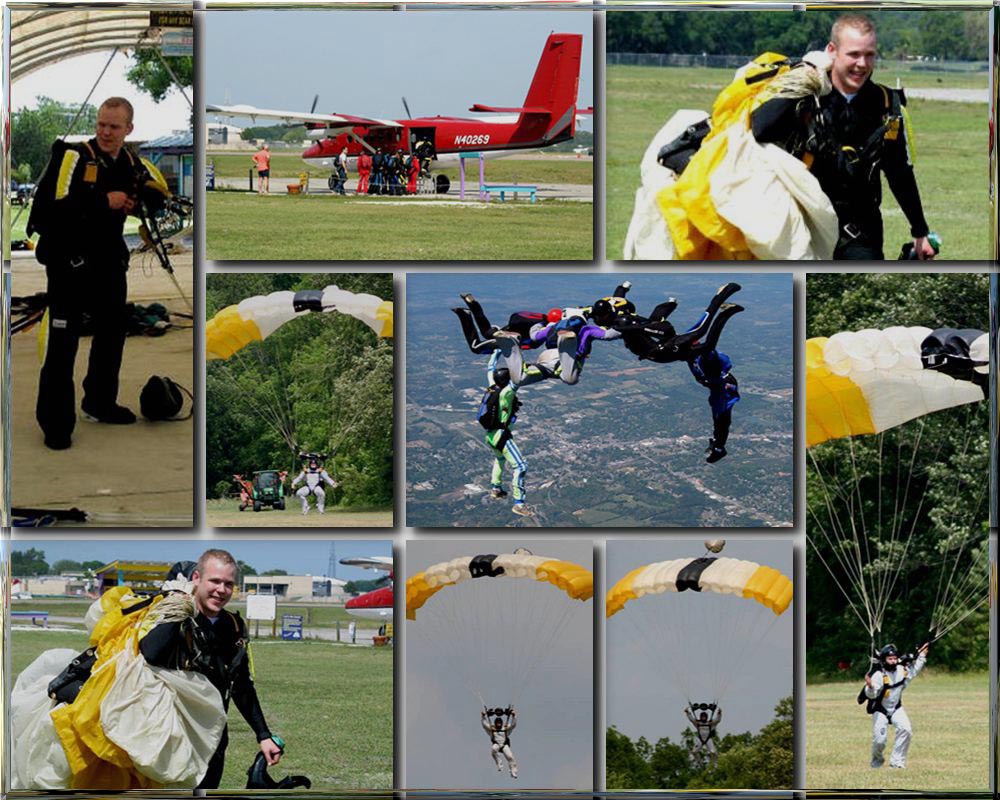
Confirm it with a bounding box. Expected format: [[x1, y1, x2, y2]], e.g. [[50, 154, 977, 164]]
[[592, 281, 744, 364], [291, 457, 338, 515], [482, 707, 518, 778], [689, 350, 740, 463], [864, 642, 929, 768], [479, 368, 532, 517], [684, 703, 722, 765]]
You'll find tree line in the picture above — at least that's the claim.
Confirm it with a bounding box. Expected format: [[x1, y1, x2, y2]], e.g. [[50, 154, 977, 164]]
[[609, 11, 988, 62]]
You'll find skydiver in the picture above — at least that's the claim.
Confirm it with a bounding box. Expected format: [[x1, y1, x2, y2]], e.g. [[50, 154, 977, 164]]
[[479, 367, 532, 517], [864, 642, 929, 769], [371, 148, 384, 195], [291, 457, 338, 515], [684, 703, 722, 765], [334, 148, 348, 196], [481, 707, 518, 778], [689, 349, 740, 463], [591, 281, 744, 364]]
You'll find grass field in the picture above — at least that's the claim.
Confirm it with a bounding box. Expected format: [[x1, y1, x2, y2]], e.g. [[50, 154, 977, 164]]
[[206, 191, 593, 260], [806, 671, 988, 789], [11, 627, 393, 790], [206, 498, 392, 528], [607, 64, 990, 261], [209, 151, 594, 186]]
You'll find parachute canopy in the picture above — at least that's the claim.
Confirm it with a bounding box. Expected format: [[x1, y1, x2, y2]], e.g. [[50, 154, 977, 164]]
[[806, 326, 988, 447], [606, 556, 793, 618], [406, 552, 593, 620], [206, 287, 393, 360]]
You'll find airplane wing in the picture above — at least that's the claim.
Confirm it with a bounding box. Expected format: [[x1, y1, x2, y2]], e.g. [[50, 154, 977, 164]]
[[207, 103, 401, 129], [468, 104, 550, 115], [340, 556, 394, 573]]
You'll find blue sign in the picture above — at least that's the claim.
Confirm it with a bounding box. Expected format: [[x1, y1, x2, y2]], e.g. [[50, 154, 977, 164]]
[[281, 614, 303, 640]]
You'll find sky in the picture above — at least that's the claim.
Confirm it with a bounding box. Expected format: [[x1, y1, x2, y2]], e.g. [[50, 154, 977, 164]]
[[405, 539, 593, 790], [205, 10, 593, 129], [606, 537, 794, 745], [11, 50, 191, 141], [9, 539, 392, 582]]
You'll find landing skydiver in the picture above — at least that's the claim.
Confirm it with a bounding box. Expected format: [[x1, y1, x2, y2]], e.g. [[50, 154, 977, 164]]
[[863, 642, 929, 769], [291, 457, 338, 515], [689, 349, 740, 463], [481, 707, 518, 778], [684, 702, 722, 765]]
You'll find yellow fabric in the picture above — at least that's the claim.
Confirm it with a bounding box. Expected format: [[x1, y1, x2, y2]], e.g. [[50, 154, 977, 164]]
[[205, 305, 264, 360], [742, 565, 793, 615], [376, 299, 394, 338], [405, 573, 449, 620], [536, 559, 594, 601], [805, 337, 877, 447], [55, 150, 80, 200], [139, 158, 171, 198], [605, 566, 648, 618], [712, 52, 790, 133], [50, 589, 166, 789]]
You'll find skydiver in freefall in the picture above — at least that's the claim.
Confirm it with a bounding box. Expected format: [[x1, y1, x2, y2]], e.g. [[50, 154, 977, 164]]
[[482, 707, 518, 778], [684, 703, 722, 765]]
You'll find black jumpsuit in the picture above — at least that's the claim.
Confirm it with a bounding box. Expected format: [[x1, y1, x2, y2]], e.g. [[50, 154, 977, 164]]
[[34, 138, 136, 445], [751, 80, 929, 260], [139, 610, 272, 789]]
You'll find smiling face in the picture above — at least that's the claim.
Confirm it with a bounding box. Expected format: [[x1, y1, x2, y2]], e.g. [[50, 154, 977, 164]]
[[95, 104, 133, 158], [192, 557, 237, 617], [826, 24, 877, 95]]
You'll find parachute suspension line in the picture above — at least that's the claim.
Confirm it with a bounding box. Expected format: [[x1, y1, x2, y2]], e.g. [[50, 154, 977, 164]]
[[65, 46, 120, 138], [153, 47, 193, 110], [219, 348, 297, 452]]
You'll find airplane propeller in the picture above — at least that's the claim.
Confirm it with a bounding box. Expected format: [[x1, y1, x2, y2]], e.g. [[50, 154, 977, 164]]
[[402, 96, 413, 120], [310, 94, 319, 114]]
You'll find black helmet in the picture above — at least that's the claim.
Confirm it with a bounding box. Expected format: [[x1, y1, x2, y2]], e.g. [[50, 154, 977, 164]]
[[591, 298, 615, 325], [493, 367, 511, 388], [878, 643, 899, 664]]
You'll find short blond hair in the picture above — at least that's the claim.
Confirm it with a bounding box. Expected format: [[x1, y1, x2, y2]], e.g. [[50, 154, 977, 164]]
[[195, 548, 239, 580], [831, 15, 876, 47], [99, 96, 135, 125]]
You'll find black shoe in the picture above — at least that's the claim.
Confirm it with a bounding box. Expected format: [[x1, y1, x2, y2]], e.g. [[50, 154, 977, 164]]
[[461, 293, 477, 306], [44, 432, 72, 450], [706, 283, 742, 316], [705, 439, 728, 464], [81, 403, 136, 424]]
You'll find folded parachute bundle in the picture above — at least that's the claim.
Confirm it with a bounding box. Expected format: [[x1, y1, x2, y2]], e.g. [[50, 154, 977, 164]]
[[624, 53, 839, 261], [10, 585, 227, 790]]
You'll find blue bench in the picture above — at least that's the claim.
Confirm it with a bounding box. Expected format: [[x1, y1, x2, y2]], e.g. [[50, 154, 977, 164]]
[[11, 610, 49, 628], [482, 184, 537, 203]]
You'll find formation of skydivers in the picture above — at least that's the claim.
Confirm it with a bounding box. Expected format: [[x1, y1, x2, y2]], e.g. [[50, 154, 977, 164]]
[[455, 283, 744, 516]]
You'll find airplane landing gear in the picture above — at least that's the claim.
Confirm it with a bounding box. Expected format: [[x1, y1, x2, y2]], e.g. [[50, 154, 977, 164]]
[[435, 174, 451, 195]]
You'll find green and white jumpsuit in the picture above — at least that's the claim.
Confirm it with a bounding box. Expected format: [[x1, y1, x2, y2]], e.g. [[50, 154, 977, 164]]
[[485, 383, 527, 504]]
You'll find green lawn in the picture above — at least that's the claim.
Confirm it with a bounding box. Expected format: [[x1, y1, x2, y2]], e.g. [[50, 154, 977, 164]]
[[208, 151, 593, 185], [9, 200, 142, 244], [206, 191, 593, 260], [806, 670, 988, 789], [607, 64, 990, 260], [11, 629, 393, 790]]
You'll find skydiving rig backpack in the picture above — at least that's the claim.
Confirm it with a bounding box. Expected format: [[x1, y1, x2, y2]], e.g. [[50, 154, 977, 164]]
[[477, 384, 521, 431]]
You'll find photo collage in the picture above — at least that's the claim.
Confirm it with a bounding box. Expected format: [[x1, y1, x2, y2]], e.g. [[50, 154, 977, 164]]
[[1, 2, 997, 795]]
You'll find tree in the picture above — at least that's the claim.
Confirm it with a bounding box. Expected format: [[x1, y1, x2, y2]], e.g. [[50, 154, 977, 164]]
[[50, 559, 83, 574], [237, 560, 257, 577], [343, 579, 381, 595], [11, 97, 97, 179], [127, 50, 192, 103], [260, 569, 289, 576], [12, 549, 49, 576]]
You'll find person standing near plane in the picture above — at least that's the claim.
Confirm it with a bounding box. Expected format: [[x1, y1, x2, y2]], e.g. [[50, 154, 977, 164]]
[[357, 150, 372, 194], [335, 147, 348, 195], [252, 144, 270, 195], [371, 148, 384, 195], [407, 152, 420, 194]]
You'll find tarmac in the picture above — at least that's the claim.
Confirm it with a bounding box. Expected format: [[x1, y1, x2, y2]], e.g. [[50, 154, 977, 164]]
[[9, 242, 194, 527]]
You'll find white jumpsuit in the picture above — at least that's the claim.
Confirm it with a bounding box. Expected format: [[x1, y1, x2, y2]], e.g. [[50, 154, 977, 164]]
[[482, 715, 518, 777], [291, 468, 336, 514], [865, 654, 925, 768], [685, 707, 722, 762]]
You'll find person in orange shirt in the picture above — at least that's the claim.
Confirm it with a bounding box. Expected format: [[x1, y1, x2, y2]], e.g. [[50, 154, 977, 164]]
[[407, 153, 420, 194], [251, 144, 271, 194], [357, 150, 371, 194]]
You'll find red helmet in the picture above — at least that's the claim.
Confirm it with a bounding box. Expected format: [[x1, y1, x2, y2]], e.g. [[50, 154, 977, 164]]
[[546, 308, 563, 323]]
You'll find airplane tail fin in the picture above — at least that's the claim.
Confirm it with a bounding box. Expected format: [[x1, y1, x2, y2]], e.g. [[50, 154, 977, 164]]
[[468, 33, 583, 144], [522, 32, 583, 142]]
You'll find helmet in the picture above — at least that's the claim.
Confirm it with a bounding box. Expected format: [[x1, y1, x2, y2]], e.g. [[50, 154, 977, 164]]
[[493, 367, 511, 388], [591, 298, 614, 325], [546, 308, 563, 323], [878, 644, 899, 664], [564, 307, 587, 320]]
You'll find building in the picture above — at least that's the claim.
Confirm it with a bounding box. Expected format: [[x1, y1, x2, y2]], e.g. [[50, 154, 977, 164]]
[[242, 574, 347, 601], [141, 131, 194, 198]]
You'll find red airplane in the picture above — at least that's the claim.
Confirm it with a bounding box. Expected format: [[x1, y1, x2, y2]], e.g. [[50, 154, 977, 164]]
[[340, 556, 393, 620], [207, 32, 591, 193]]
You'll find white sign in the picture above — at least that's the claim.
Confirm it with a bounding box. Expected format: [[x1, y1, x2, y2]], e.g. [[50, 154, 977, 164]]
[[245, 593, 277, 621]]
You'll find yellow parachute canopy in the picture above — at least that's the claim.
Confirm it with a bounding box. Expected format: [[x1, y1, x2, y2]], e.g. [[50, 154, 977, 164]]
[[806, 326, 988, 447], [206, 286, 393, 360], [407, 552, 593, 621], [606, 556, 793, 618]]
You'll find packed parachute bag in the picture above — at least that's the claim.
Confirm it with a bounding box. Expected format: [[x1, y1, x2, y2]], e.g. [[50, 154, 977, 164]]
[[624, 52, 839, 261], [10, 564, 227, 790]]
